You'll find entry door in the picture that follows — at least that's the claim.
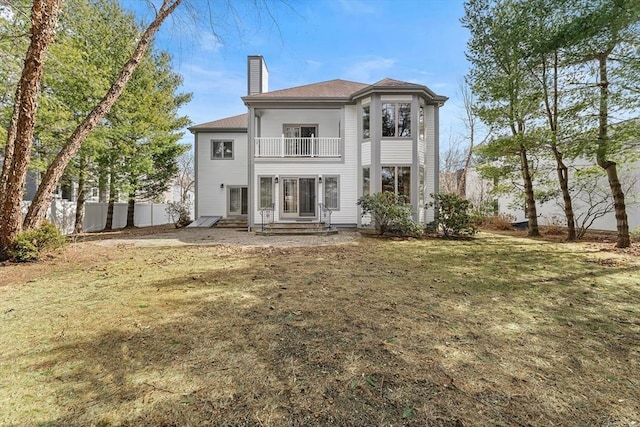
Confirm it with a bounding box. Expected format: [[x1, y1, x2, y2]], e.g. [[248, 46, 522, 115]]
[[281, 177, 316, 218], [228, 186, 248, 216]]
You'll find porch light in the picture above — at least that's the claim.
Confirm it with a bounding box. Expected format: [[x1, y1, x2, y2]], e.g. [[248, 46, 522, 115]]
[[318, 176, 322, 184], [220, 183, 224, 189], [274, 176, 279, 184]]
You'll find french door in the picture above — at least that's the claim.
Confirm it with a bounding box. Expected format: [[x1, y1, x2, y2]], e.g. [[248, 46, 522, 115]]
[[281, 177, 316, 218]]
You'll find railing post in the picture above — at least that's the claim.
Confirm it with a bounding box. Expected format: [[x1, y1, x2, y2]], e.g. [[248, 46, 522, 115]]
[[281, 134, 285, 157], [311, 134, 315, 157]]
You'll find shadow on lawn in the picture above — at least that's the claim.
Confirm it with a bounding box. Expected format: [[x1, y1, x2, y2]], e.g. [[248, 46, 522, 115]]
[[29, 240, 640, 426], [30, 260, 513, 426]]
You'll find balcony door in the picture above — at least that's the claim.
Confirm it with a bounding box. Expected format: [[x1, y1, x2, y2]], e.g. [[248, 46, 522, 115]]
[[281, 177, 316, 219]]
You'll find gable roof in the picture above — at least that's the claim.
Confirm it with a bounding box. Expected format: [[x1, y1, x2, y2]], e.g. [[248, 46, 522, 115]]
[[188, 113, 248, 132]]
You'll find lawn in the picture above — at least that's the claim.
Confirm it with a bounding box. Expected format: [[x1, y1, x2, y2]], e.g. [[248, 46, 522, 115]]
[[1, 231, 639, 426]]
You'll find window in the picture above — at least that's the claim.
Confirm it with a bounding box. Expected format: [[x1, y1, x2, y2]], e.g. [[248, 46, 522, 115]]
[[362, 167, 370, 196], [362, 104, 370, 139], [259, 176, 274, 209], [212, 140, 233, 159], [382, 165, 411, 201], [323, 176, 339, 209], [419, 106, 425, 140], [382, 103, 411, 137]]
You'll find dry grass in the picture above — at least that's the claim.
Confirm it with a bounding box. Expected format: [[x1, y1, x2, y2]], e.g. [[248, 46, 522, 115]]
[[1, 232, 639, 426]]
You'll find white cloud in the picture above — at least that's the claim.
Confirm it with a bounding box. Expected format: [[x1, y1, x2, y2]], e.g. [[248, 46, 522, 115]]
[[342, 57, 396, 82], [198, 32, 224, 53]]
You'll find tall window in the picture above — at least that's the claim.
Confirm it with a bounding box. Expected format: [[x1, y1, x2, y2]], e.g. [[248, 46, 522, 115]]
[[323, 176, 339, 209], [362, 105, 370, 139], [382, 165, 411, 201], [259, 177, 273, 208], [362, 167, 370, 196], [419, 106, 425, 140], [382, 103, 411, 137], [212, 140, 233, 159]]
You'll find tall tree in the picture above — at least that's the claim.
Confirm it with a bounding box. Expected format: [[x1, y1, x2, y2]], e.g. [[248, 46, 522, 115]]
[[463, 0, 542, 236], [0, 0, 63, 255], [0, 0, 182, 259], [542, 0, 640, 248], [101, 51, 191, 229]]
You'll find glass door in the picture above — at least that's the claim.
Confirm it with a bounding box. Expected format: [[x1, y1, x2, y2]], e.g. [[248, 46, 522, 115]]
[[228, 186, 248, 216], [299, 178, 316, 217], [280, 177, 316, 218]]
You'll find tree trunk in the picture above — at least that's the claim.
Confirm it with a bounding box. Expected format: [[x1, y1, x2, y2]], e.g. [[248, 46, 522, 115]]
[[104, 197, 115, 231], [596, 52, 630, 248], [552, 151, 576, 241], [23, 0, 183, 231], [544, 51, 576, 241], [126, 190, 136, 228], [520, 145, 540, 237], [0, 0, 63, 259], [73, 155, 87, 234]]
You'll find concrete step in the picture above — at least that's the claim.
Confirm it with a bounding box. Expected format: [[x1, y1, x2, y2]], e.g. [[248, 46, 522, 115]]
[[215, 218, 248, 229], [254, 222, 337, 236]]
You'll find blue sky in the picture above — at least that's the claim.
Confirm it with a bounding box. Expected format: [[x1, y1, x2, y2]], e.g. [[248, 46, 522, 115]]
[[122, 0, 470, 148]]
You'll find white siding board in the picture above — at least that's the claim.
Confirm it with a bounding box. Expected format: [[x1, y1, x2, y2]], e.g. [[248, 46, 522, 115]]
[[380, 140, 413, 164], [196, 132, 248, 217], [361, 141, 371, 166]]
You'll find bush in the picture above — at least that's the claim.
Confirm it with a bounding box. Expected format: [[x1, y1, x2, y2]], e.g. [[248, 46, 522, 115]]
[[10, 221, 66, 262], [357, 192, 423, 237], [427, 193, 477, 237], [166, 201, 192, 228], [482, 213, 516, 230]]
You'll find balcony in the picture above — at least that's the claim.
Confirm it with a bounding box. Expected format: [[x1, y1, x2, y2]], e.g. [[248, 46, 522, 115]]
[[254, 136, 341, 158]]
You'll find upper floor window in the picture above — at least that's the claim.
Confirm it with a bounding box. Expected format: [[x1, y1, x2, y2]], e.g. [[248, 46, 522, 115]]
[[419, 106, 425, 140], [382, 103, 411, 137], [362, 105, 370, 139], [284, 125, 317, 138], [212, 140, 233, 159]]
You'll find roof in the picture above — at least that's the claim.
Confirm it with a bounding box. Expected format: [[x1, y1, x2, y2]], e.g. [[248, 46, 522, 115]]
[[242, 79, 369, 101], [191, 77, 447, 130], [188, 113, 248, 132]]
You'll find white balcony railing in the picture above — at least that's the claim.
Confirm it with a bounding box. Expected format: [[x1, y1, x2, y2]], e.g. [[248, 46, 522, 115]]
[[254, 136, 341, 158]]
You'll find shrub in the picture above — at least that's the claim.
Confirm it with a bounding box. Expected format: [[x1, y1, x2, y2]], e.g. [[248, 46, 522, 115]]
[[427, 193, 477, 237], [482, 213, 516, 230], [357, 192, 423, 237], [166, 201, 192, 228], [10, 221, 66, 262]]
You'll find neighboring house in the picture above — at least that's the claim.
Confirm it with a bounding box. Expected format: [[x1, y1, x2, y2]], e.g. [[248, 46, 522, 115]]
[[465, 163, 640, 232], [189, 55, 447, 229]]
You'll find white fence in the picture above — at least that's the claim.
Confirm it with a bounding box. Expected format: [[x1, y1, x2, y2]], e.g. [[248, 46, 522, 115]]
[[23, 200, 178, 234]]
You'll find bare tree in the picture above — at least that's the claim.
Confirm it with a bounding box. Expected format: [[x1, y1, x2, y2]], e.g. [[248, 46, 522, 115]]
[[175, 149, 195, 203]]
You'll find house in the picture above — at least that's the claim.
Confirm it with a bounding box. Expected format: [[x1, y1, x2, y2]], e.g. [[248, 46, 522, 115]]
[[189, 56, 447, 230]]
